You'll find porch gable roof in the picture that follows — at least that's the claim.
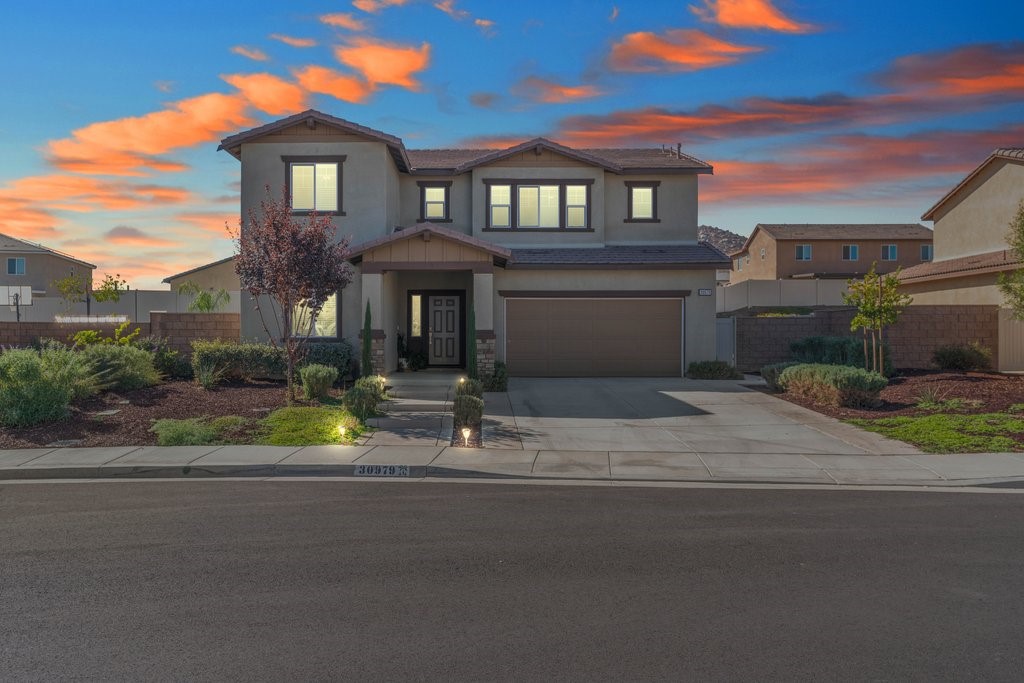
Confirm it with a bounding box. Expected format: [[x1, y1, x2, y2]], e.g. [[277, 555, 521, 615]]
[[348, 222, 512, 265]]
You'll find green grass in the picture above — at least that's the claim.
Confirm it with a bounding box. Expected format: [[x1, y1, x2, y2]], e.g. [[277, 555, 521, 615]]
[[755, 307, 813, 317], [258, 406, 362, 446], [914, 396, 984, 412], [150, 417, 244, 446], [847, 412, 1024, 453]]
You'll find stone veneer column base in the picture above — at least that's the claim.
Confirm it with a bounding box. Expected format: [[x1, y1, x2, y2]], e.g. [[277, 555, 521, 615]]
[[476, 330, 496, 378], [359, 329, 387, 376]]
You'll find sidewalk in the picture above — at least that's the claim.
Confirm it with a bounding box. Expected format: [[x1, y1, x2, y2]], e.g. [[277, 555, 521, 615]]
[[4, 443, 1024, 487]]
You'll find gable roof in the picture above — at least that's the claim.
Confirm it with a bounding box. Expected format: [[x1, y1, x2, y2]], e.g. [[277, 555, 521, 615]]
[[219, 110, 712, 176], [898, 248, 1021, 284], [162, 254, 236, 284], [348, 222, 512, 261], [0, 232, 95, 269], [733, 223, 933, 255], [217, 109, 412, 172], [922, 148, 1024, 221]]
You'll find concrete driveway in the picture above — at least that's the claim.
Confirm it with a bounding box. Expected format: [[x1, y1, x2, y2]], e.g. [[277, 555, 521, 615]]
[[484, 377, 916, 456]]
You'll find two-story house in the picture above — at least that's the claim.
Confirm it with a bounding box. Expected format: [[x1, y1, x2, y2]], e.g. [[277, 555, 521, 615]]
[[216, 110, 729, 377], [729, 224, 934, 284], [0, 232, 94, 298]]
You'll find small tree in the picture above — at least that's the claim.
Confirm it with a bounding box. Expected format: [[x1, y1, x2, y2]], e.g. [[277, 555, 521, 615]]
[[231, 187, 354, 401], [997, 200, 1024, 319], [361, 300, 373, 377], [52, 273, 87, 314], [843, 263, 912, 374], [92, 273, 129, 303], [177, 280, 230, 313], [466, 308, 478, 379]]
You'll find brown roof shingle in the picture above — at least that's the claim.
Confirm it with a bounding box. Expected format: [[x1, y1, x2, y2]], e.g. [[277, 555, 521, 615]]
[[899, 249, 1021, 283], [757, 224, 933, 240]]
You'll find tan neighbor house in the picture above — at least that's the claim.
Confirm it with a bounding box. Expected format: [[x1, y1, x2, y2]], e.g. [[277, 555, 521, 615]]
[[729, 224, 934, 284], [163, 255, 239, 291], [0, 232, 95, 297], [213, 109, 729, 377]]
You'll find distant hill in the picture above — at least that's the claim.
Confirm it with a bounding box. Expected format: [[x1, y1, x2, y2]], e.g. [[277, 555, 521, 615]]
[[699, 225, 746, 255]]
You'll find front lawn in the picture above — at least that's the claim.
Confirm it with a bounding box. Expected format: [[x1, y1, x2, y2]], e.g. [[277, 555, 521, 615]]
[[848, 413, 1024, 453]]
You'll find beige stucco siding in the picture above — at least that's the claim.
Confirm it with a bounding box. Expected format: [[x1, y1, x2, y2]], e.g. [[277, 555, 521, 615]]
[[604, 175, 699, 244], [398, 175, 472, 233], [931, 159, 1024, 260], [730, 230, 777, 282], [166, 259, 240, 291], [901, 273, 1005, 306], [1, 252, 93, 296], [492, 268, 718, 369]]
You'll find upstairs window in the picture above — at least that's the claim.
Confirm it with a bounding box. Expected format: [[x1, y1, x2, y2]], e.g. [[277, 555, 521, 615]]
[[7, 257, 25, 275], [795, 244, 812, 261], [625, 181, 660, 222], [760, 248, 766, 260], [737, 257, 743, 271], [484, 180, 592, 230], [418, 181, 452, 222], [842, 244, 859, 261], [881, 244, 898, 261], [282, 155, 345, 214], [921, 244, 933, 261]]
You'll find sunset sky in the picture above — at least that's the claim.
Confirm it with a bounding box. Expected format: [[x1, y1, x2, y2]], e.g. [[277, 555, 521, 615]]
[[2, 0, 1022, 288]]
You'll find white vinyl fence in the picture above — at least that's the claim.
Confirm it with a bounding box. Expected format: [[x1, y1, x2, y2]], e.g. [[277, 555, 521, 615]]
[[717, 279, 851, 313], [0, 290, 241, 323]]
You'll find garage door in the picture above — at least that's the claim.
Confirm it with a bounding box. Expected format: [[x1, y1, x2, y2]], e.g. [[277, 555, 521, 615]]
[[505, 298, 682, 377]]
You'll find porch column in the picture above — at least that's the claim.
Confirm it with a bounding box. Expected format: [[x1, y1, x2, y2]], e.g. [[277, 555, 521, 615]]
[[473, 272, 496, 377], [360, 271, 386, 375]]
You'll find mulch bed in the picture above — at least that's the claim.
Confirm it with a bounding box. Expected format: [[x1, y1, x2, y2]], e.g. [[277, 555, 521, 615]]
[[0, 381, 289, 449], [769, 369, 1024, 420]]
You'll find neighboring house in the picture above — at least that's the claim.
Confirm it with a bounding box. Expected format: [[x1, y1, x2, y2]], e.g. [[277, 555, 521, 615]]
[[729, 224, 934, 284], [217, 109, 729, 377], [0, 232, 95, 297], [900, 149, 1024, 305], [163, 255, 240, 291]]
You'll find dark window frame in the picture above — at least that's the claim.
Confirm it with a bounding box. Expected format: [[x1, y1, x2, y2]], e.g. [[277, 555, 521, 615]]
[[842, 244, 859, 261], [921, 244, 933, 262], [795, 244, 812, 261], [281, 155, 347, 216], [881, 244, 898, 261], [482, 179, 594, 232], [7, 257, 25, 276], [416, 180, 453, 223], [624, 181, 661, 223]]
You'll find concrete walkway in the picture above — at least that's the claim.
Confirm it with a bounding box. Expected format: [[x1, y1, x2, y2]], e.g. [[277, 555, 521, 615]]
[[363, 370, 460, 447]]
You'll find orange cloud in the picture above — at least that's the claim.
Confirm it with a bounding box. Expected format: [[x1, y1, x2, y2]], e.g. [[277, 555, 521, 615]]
[[352, 0, 409, 13], [173, 212, 238, 236], [320, 12, 367, 31], [334, 38, 430, 90], [0, 175, 192, 213], [434, 0, 469, 20], [513, 76, 605, 104], [46, 92, 253, 176], [878, 42, 1024, 98], [222, 73, 307, 115], [293, 66, 373, 103], [609, 29, 760, 72], [231, 45, 269, 62], [102, 225, 178, 248], [270, 34, 318, 48], [0, 198, 62, 239], [691, 0, 814, 32], [474, 18, 496, 35]]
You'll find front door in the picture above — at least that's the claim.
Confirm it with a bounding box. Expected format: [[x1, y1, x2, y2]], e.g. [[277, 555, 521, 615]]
[[428, 295, 460, 365]]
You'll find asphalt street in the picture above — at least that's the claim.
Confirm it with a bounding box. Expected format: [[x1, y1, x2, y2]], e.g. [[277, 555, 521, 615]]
[[2, 481, 1024, 681]]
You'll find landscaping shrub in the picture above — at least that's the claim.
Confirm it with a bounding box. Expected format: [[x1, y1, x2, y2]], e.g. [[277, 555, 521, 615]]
[[0, 349, 77, 427], [790, 335, 893, 376], [300, 363, 338, 401], [932, 342, 992, 371], [81, 344, 161, 391], [355, 374, 387, 401], [134, 336, 193, 380], [453, 394, 484, 427], [777, 363, 887, 408], [761, 361, 799, 392], [39, 341, 103, 401], [482, 361, 508, 392], [190, 340, 286, 383], [301, 341, 354, 381], [687, 360, 743, 379], [194, 358, 226, 390], [343, 386, 379, 421], [455, 378, 484, 399], [150, 417, 219, 446]]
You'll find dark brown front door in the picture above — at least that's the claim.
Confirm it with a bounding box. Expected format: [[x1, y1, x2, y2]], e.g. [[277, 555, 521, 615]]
[[428, 295, 460, 365]]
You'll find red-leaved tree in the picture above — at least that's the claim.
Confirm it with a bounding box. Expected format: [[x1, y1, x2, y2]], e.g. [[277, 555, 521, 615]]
[[231, 187, 354, 400]]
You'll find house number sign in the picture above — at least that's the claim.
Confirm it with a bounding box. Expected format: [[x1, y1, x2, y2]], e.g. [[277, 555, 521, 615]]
[[697, 289, 712, 296]]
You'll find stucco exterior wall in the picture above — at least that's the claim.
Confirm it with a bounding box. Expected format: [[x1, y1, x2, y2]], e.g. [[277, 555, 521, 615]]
[[166, 259, 240, 291], [931, 159, 1024, 259], [901, 273, 1004, 306], [773, 239, 931, 279], [604, 175, 699, 244], [730, 230, 776, 282], [398, 175, 472, 233], [0, 252, 93, 296], [492, 268, 718, 368]]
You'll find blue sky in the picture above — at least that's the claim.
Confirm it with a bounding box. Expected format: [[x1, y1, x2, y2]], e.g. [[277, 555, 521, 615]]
[[1, 0, 1022, 287]]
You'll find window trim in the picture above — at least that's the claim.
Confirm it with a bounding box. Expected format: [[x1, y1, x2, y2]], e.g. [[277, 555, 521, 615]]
[[7, 257, 25, 276], [281, 155, 346, 216], [482, 179, 594, 232], [417, 180, 453, 223], [881, 244, 898, 261], [795, 244, 812, 261], [293, 292, 342, 340], [921, 244, 933, 262], [624, 181, 661, 223], [842, 244, 859, 262], [760, 248, 766, 260]]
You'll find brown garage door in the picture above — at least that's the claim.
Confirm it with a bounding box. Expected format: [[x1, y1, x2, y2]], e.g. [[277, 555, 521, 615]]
[[505, 298, 682, 377]]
